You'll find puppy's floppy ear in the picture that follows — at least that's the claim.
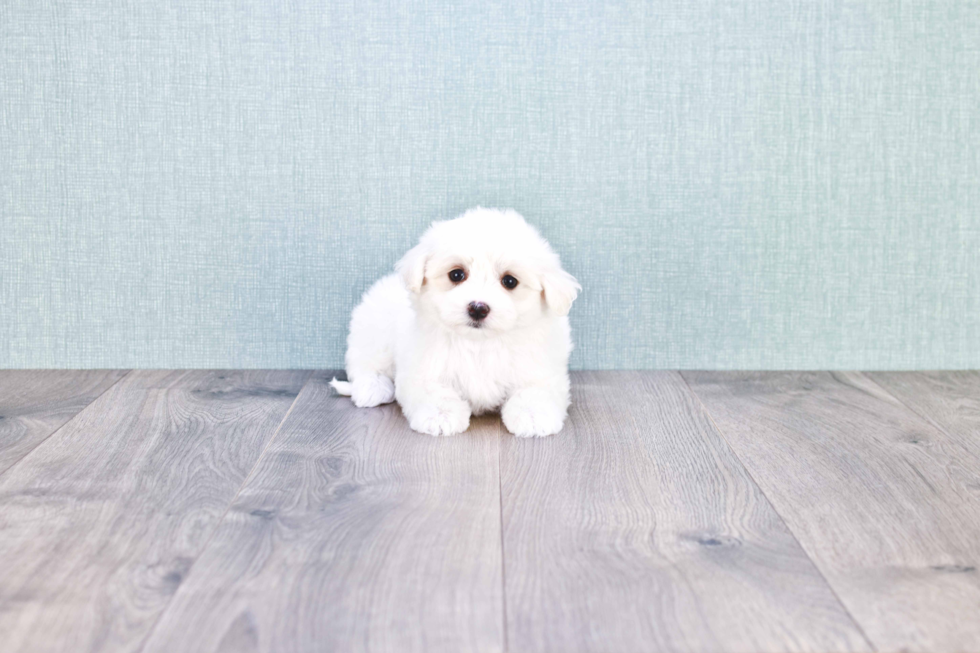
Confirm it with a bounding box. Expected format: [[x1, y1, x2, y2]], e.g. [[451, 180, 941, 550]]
[[540, 267, 581, 316], [396, 243, 429, 293]]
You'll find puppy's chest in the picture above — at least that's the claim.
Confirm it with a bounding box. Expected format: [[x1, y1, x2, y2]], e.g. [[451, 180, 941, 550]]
[[445, 345, 514, 412]]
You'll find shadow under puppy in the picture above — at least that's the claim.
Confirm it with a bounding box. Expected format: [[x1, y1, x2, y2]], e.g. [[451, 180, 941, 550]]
[[331, 208, 581, 437]]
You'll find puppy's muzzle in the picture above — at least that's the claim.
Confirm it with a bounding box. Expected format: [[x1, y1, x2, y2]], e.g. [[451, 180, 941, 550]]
[[467, 301, 491, 322]]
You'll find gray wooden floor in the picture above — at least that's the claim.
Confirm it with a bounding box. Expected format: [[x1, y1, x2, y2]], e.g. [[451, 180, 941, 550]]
[[0, 371, 978, 653]]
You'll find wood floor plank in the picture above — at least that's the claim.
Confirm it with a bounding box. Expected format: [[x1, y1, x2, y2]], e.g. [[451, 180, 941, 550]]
[[866, 371, 980, 456], [683, 371, 980, 653], [499, 371, 870, 653], [141, 372, 503, 653], [0, 370, 129, 475], [0, 370, 309, 653]]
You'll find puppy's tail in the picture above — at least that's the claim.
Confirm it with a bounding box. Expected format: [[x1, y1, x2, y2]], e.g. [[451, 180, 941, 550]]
[[329, 378, 352, 396]]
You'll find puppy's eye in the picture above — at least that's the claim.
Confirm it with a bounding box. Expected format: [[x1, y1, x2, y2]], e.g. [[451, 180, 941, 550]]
[[448, 268, 467, 283], [501, 274, 519, 290]]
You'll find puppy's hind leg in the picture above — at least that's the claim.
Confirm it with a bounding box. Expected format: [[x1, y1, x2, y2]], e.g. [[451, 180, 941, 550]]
[[334, 275, 403, 407], [329, 375, 394, 407], [346, 374, 395, 408], [328, 378, 353, 395], [341, 346, 397, 408], [329, 376, 395, 405]]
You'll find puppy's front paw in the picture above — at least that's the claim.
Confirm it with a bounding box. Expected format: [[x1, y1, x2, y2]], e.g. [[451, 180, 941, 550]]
[[502, 397, 566, 438], [408, 400, 471, 437]]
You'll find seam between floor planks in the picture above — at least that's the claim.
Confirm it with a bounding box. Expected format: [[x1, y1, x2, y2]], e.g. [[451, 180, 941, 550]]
[[496, 417, 510, 653], [859, 372, 970, 447], [677, 371, 878, 652], [134, 369, 316, 653], [0, 370, 132, 479]]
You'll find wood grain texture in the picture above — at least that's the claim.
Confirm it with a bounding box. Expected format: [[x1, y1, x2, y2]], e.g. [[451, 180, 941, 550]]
[[0, 370, 309, 653], [142, 372, 503, 653], [867, 371, 980, 457], [683, 371, 980, 653], [500, 371, 870, 653], [0, 370, 128, 475]]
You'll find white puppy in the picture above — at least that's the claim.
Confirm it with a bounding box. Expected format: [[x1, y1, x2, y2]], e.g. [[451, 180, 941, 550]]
[[330, 207, 581, 437]]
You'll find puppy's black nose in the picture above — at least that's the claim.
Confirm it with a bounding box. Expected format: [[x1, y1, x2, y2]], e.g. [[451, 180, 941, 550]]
[[467, 301, 491, 321]]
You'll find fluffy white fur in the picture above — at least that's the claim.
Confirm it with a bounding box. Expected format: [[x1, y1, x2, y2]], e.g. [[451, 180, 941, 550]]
[[330, 207, 581, 437]]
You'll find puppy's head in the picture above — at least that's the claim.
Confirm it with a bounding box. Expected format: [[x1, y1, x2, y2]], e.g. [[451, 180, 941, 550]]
[[396, 208, 580, 337]]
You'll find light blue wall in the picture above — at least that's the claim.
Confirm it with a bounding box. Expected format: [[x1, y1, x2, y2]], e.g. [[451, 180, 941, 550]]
[[2, 1, 978, 370]]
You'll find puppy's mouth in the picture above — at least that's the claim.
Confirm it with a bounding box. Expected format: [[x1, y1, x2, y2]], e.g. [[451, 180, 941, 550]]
[[467, 321, 484, 329]]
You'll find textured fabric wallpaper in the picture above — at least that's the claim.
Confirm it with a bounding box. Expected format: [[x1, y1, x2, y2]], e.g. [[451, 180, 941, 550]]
[[1, 1, 978, 369]]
